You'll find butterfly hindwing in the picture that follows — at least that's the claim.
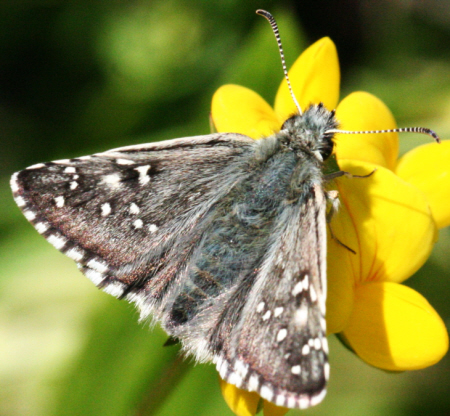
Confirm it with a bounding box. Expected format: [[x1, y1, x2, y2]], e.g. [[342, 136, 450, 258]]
[[211, 184, 328, 409]]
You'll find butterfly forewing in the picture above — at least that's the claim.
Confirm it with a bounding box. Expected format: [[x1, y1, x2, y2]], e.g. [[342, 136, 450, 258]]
[[11, 133, 255, 309]]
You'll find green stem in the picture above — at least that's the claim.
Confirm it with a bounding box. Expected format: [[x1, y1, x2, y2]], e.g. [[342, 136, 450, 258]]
[[134, 352, 191, 416]]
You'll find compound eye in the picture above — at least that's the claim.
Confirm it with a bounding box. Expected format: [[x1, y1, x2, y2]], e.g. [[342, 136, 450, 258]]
[[320, 138, 334, 161]]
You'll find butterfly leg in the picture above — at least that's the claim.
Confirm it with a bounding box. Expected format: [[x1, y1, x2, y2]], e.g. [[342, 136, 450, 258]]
[[325, 190, 356, 254], [324, 169, 376, 181], [323, 168, 375, 254]]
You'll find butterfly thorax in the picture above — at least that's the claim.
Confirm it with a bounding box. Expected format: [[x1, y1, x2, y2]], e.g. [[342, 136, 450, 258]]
[[277, 103, 338, 165]]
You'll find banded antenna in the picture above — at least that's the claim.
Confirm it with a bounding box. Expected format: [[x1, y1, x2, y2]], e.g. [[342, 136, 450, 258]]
[[326, 126, 440, 143], [257, 9, 303, 115]]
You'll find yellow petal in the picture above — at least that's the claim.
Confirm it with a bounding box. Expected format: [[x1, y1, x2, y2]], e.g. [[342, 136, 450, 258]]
[[396, 140, 450, 229], [343, 282, 449, 370], [211, 84, 280, 139], [335, 92, 399, 170], [274, 37, 340, 120], [333, 160, 437, 285], [219, 378, 260, 416], [263, 400, 289, 416]]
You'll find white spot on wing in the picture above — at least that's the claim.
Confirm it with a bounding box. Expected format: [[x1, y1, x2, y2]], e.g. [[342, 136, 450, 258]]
[[248, 374, 259, 391], [275, 394, 285, 407], [291, 365, 301, 375], [14, 196, 26, 207], [287, 397, 297, 408], [101, 203, 111, 216], [302, 344, 311, 355], [135, 165, 151, 185], [70, 181, 78, 190], [234, 360, 249, 378], [262, 310, 271, 321], [324, 362, 330, 380], [102, 173, 121, 188], [219, 360, 228, 379], [299, 396, 310, 409], [23, 210, 36, 221], [47, 234, 67, 250], [103, 282, 125, 297], [129, 203, 140, 214], [295, 305, 308, 327], [11, 173, 20, 193], [322, 337, 329, 354], [214, 355, 222, 369], [148, 224, 158, 233], [227, 372, 243, 388], [256, 301, 265, 313], [260, 385, 274, 402], [314, 337, 322, 350], [292, 281, 303, 296], [65, 247, 84, 262], [55, 196, 65, 208], [87, 259, 108, 274], [320, 316, 327, 331], [303, 274, 309, 291], [274, 306, 284, 317], [64, 167, 76, 173], [35, 222, 49, 234], [277, 328, 287, 342], [116, 158, 135, 165], [84, 268, 104, 285], [133, 219, 143, 229]]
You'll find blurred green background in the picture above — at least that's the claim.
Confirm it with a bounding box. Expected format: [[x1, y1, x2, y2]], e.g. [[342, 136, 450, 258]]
[[1, 0, 450, 415]]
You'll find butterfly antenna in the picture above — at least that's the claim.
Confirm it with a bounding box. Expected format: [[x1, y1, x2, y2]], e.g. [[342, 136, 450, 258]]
[[326, 126, 440, 143], [256, 9, 302, 115]]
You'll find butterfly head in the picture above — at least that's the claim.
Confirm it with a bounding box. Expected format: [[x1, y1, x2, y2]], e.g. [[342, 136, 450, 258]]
[[279, 103, 338, 163]]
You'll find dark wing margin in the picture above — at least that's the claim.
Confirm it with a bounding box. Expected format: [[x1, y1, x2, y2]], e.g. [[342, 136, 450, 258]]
[[11, 133, 255, 317], [211, 184, 328, 409]]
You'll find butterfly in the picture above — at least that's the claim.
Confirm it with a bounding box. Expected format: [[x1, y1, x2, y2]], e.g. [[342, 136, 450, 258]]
[[10, 9, 440, 410], [11, 101, 333, 408]]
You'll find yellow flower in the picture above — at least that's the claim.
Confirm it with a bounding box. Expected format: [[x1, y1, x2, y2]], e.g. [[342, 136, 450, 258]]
[[211, 37, 449, 416]]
